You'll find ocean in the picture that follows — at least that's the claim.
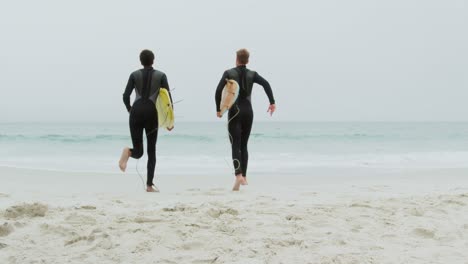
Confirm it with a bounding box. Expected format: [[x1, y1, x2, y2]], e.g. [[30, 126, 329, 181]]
[[1, 122, 468, 175]]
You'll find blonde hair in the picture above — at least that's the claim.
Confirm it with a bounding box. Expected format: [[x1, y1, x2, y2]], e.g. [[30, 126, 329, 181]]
[[236, 49, 250, 65]]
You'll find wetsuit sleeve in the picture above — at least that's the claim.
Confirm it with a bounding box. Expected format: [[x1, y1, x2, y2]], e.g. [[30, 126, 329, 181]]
[[161, 74, 174, 109], [254, 72, 275, 105], [123, 73, 135, 112], [215, 71, 229, 112]]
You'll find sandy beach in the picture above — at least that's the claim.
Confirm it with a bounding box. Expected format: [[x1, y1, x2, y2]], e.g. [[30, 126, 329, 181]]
[[1, 166, 467, 264], [2, 0, 466, 262]]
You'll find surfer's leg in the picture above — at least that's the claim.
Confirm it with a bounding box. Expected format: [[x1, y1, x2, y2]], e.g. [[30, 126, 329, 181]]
[[228, 114, 242, 176], [120, 110, 143, 171], [119, 147, 131, 172], [233, 174, 243, 191], [129, 115, 144, 159], [240, 106, 254, 179], [145, 107, 159, 187], [228, 111, 244, 191]]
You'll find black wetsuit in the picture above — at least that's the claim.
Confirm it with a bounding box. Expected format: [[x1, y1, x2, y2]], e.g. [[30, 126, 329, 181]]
[[123, 67, 171, 186], [215, 65, 275, 177]]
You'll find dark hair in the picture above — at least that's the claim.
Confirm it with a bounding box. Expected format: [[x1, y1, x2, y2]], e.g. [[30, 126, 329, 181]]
[[139, 49, 155, 66], [236, 49, 250, 65]]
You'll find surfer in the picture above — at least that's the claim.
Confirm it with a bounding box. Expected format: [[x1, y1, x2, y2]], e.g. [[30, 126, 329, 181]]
[[119, 49, 173, 192], [215, 49, 276, 191]]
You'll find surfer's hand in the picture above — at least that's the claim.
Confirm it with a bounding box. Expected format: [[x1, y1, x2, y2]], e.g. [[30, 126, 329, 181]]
[[267, 104, 276, 116], [217, 112, 222, 118]]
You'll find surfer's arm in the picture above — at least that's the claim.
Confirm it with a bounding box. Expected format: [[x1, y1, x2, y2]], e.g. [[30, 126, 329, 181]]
[[215, 71, 229, 112], [254, 73, 275, 105], [123, 74, 135, 112], [161, 74, 174, 109]]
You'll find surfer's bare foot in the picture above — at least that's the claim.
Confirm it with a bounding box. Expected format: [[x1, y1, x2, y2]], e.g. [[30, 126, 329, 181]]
[[146, 185, 159, 192], [241, 177, 248, 185], [232, 174, 243, 191], [119, 147, 131, 172]]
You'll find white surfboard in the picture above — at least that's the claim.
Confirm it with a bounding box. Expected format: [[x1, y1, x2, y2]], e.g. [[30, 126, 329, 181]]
[[219, 79, 239, 117]]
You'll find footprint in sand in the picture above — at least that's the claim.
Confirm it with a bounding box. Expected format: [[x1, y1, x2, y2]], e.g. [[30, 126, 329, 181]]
[[351, 225, 363, 233], [13, 222, 26, 228], [65, 235, 95, 246], [413, 228, 435, 239], [442, 199, 466, 206], [0, 193, 9, 198], [192, 256, 220, 264], [349, 203, 373, 209], [65, 229, 112, 249], [181, 241, 204, 250], [0, 223, 14, 237], [162, 205, 195, 213], [91, 236, 113, 250], [4, 203, 48, 219], [132, 240, 154, 253], [285, 215, 302, 221], [76, 205, 97, 210], [134, 217, 164, 224], [381, 234, 397, 239], [40, 223, 73, 237], [0, 242, 7, 249], [65, 213, 97, 226], [408, 207, 424, 216], [206, 208, 239, 218]]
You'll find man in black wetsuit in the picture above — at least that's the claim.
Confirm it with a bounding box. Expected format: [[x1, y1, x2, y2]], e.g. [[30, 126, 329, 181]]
[[119, 49, 173, 192], [215, 49, 276, 191]]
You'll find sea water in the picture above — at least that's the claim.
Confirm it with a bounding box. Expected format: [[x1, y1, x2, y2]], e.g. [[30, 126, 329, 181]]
[[1, 122, 468, 175]]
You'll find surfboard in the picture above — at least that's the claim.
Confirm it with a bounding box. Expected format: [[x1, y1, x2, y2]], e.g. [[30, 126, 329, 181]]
[[155, 88, 174, 129], [219, 79, 239, 117]]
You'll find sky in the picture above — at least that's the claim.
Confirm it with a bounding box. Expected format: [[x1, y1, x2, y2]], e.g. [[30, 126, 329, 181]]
[[0, 0, 466, 122]]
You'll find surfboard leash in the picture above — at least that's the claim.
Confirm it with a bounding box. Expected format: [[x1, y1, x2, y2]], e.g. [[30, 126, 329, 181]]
[[226, 104, 242, 173]]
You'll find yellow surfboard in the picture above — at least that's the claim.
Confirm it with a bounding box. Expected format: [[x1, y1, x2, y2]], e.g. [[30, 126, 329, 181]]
[[219, 79, 239, 117], [155, 88, 174, 129]]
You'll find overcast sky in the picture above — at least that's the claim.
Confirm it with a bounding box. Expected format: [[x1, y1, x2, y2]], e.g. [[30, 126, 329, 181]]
[[0, 0, 466, 122]]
